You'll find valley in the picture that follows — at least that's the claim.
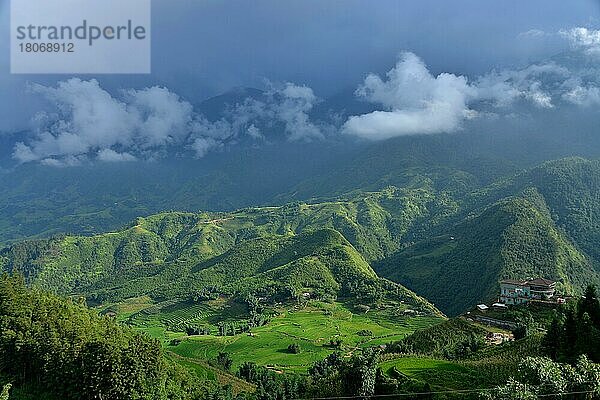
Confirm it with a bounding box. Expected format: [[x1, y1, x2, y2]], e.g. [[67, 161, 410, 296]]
[[3, 3, 600, 398], [2, 157, 600, 399]]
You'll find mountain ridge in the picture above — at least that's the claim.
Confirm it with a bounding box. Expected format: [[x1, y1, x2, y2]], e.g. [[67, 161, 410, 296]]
[[3, 156, 600, 315]]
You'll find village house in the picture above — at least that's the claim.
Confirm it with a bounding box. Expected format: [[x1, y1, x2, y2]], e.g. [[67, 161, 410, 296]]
[[499, 278, 556, 305]]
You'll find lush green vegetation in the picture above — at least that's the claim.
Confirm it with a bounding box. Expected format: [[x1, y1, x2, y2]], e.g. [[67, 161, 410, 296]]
[[0, 274, 233, 400], [376, 187, 599, 315], [483, 356, 600, 399], [543, 285, 600, 363], [5, 158, 600, 317], [386, 318, 487, 359], [0, 275, 461, 400], [0, 206, 440, 315], [379, 357, 483, 392], [173, 304, 438, 371], [4, 273, 595, 399]]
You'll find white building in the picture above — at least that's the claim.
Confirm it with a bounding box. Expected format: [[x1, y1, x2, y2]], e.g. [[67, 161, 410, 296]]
[[499, 278, 556, 305]]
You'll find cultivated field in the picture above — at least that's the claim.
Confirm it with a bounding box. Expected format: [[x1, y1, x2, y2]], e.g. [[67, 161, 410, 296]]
[[110, 299, 442, 373]]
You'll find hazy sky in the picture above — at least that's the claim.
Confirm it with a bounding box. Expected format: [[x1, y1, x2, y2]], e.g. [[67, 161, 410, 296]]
[[1, 0, 600, 164]]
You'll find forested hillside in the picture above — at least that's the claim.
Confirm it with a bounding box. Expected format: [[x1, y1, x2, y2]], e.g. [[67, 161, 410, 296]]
[[377, 188, 599, 315], [0, 214, 439, 315], [2, 157, 600, 315], [0, 274, 212, 400]]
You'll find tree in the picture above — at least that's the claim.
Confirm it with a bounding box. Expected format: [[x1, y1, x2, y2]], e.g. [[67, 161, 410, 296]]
[[216, 352, 233, 371], [287, 343, 301, 354], [482, 378, 536, 400], [490, 356, 600, 398], [0, 384, 11, 400], [543, 290, 600, 363], [561, 308, 578, 362], [341, 348, 380, 397], [579, 285, 600, 326], [542, 318, 561, 360], [0, 274, 207, 400]]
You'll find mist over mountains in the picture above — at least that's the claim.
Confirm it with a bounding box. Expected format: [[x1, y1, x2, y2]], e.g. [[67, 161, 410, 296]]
[[4, 26, 600, 167], [2, 44, 600, 243], [5, 2, 600, 398]]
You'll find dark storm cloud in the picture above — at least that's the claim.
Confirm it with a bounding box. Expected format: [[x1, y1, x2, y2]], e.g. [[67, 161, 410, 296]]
[[0, 0, 598, 138], [145, 0, 597, 97]]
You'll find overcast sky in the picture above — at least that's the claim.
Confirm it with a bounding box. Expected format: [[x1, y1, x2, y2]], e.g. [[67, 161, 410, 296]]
[[1, 0, 600, 164]]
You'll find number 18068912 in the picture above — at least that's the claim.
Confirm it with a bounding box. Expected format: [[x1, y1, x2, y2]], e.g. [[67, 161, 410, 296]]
[[19, 42, 75, 53]]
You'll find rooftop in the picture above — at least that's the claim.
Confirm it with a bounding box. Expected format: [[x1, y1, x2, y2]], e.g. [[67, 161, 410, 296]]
[[527, 278, 556, 287], [500, 277, 556, 287], [499, 279, 528, 286]]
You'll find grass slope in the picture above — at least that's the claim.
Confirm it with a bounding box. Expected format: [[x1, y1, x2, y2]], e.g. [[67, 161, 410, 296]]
[[376, 189, 599, 315], [124, 300, 442, 374], [3, 157, 600, 317]]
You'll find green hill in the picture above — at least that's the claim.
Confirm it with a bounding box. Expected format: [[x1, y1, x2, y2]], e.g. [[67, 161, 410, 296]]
[[472, 158, 600, 268], [376, 189, 599, 315], [3, 157, 600, 317], [0, 216, 439, 315]]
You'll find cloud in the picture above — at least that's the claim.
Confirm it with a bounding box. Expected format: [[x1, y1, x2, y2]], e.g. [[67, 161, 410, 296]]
[[18, 30, 600, 153], [560, 27, 600, 55], [14, 79, 196, 164], [273, 83, 323, 140], [190, 137, 221, 158], [562, 84, 600, 106], [97, 149, 137, 162], [343, 50, 595, 140], [124, 86, 194, 148], [518, 29, 549, 39], [475, 63, 570, 109], [343, 53, 476, 140], [228, 83, 323, 141], [16, 78, 326, 163], [246, 124, 264, 140]]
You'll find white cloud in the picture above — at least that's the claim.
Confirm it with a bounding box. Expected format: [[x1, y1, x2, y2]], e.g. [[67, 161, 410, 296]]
[[233, 83, 323, 141], [518, 29, 548, 39], [275, 83, 322, 141], [190, 137, 221, 158], [97, 149, 137, 162], [40, 155, 86, 167], [562, 85, 600, 106], [343, 52, 586, 140], [560, 27, 600, 55], [475, 63, 569, 109], [343, 52, 477, 139], [124, 86, 194, 148], [15, 78, 326, 164], [14, 79, 196, 164], [246, 124, 264, 140]]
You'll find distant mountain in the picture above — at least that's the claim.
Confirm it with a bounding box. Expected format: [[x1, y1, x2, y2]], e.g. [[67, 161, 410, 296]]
[[3, 157, 600, 315], [1, 80, 600, 245], [374, 158, 600, 315], [0, 205, 440, 315]]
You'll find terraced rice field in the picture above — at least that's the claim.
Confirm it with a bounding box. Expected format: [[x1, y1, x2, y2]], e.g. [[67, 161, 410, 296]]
[[380, 357, 485, 390], [108, 298, 441, 373], [162, 301, 441, 372]]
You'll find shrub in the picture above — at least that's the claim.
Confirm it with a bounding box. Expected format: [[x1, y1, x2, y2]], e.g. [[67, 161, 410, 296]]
[[288, 343, 302, 354]]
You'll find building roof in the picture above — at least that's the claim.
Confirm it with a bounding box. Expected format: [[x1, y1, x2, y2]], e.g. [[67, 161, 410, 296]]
[[500, 279, 528, 286], [527, 278, 556, 287], [500, 277, 556, 287]]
